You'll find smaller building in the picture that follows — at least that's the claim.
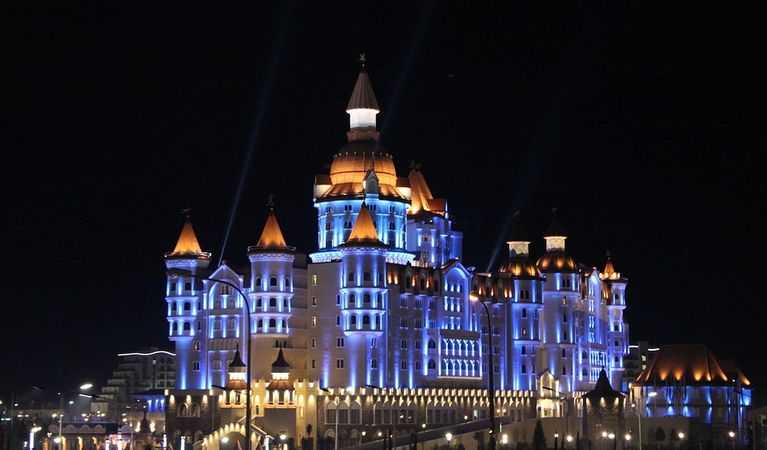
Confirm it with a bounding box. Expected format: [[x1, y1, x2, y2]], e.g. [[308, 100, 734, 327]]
[[631, 344, 752, 449]]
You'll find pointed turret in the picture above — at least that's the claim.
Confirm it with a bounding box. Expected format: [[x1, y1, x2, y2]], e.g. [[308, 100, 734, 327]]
[[226, 349, 247, 390], [407, 165, 447, 217], [343, 203, 386, 247], [249, 202, 294, 255], [346, 54, 380, 141], [543, 208, 567, 251], [506, 210, 531, 257], [165, 212, 211, 260]]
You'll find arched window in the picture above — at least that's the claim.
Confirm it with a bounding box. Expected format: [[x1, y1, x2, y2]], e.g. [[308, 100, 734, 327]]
[[257, 319, 263, 330], [428, 339, 436, 349], [350, 315, 357, 327], [375, 315, 381, 329], [362, 315, 370, 326], [255, 278, 261, 288], [268, 318, 276, 329], [349, 294, 355, 305], [270, 277, 277, 287], [363, 293, 370, 304], [428, 359, 436, 370]]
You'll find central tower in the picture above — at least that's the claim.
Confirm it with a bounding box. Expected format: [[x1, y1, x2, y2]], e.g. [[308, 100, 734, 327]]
[[311, 59, 412, 263]]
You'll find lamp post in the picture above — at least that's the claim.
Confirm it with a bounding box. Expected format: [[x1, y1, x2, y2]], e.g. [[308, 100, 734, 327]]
[[169, 270, 252, 450], [470, 295, 497, 450], [631, 402, 643, 450]]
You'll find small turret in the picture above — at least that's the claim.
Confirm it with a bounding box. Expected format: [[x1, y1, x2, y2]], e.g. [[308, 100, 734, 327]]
[[226, 350, 247, 390], [346, 54, 380, 142]]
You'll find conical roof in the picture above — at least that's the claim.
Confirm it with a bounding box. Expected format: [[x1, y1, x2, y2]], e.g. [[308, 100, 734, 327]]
[[229, 349, 246, 369], [346, 68, 379, 112], [166, 217, 210, 259], [508, 210, 529, 242], [408, 167, 446, 217], [254, 209, 289, 251], [272, 348, 290, 372], [344, 204, 386, 247], [544, 208, 567, 237], [585, 369, 623, 400]]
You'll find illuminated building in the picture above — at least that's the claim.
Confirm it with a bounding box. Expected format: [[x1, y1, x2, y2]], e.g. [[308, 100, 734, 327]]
[[161, 60, 648, 449], [631, 344, 752, 447]]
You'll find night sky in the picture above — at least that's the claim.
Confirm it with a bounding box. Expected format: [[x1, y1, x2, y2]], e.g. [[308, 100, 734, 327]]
[[5, 3, 765, 404]]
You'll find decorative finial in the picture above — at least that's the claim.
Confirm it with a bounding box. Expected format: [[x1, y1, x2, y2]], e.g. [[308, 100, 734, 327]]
[[266, 194, 275, 210], [359, 52, 367, 68], [181, 208, 192, 220]]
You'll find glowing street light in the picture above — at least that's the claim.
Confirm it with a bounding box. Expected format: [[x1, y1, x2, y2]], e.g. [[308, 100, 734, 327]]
[[624, 434, 632, 441], [728, 431, 736, 438], [220, 436, 229, 444], [677, 432, 685, 440], [79, 383, 93, 391], [608, 433, 615, 440], [445, 432, 453, 443], [279, 434, 287, 442]]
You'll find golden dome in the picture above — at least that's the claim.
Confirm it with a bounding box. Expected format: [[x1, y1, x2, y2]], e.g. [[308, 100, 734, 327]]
[[329, 142, 397, 186], [253, 210, 290, 251], [165, 218, 210, 260], [499, 260, 539, 278], [536, 251, 576, 273]]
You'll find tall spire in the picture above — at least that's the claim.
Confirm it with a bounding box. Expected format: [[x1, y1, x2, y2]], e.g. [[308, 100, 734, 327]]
[[346, 53, 380, 140], [253, 200, 290, 251], [507, 210, 531, 257], [166, 211, 210, 259], [543, 208, 567, 251]]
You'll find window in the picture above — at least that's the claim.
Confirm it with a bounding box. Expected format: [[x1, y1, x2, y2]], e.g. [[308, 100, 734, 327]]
[[522, 308, 527, 318], [192, 360, 200, 371], [562, 366, 567, 375], [311, 359, 316, 369], [312, 297, 318, 307], [336, 316, 341, 326], [428, 339, 436, 349], [283, 298, 289, 308], [193, 341, 200, 351], [312, 274, 319, 286], [363, 293, 371, 304], [415, 361, 421, 370], [400, 319, 408, 328], [337, 337, 345, 348], [401, 340, 408, 349], [270, 277, 277, 287], [311, 338, 317, 348], [521, 346, 526, 355], [256, 298, 263, 308], [521, 364, 526, 374], [349, 294, 356, 306], [363, 272, 371, 281], [255, 278, 261, 288], [371, 359, 378, 369], [336, 359, 344, 369], [414, 319, 422, 328], [362, 315, 370, 326], [312, 316, 317, 327], [212, 359, 222, 370], [268, 318, 276, 328], [184, 302, 191, 311], [336, 294, 341, 306], [183, 322, 191, 332], [400, 360, 407, 370], [563, 313, 568, 323], [350, 315, 357, 327], [428, 359, 436, 370], [520, 290, 530, 300], [269, 297, 277, 308], [562, 349, 567, 358]]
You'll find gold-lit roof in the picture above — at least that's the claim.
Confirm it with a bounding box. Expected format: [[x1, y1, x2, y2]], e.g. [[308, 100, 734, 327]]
[[254, 210, 289, 251], [635, 345, 738, 386], [329, 151, 397, 186], [536, 251, 577, 273], [600, 254, 625, 281], [499, 260, 540, 278], [319, 181, 405, 199], [166, 219, 210, 259], [408, 168, 446, 216], [345, 204, 385, 246]]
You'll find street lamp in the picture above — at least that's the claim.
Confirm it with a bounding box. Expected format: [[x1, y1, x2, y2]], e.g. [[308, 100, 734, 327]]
[[360, 430, 366, 446], [79, 383, 93, 391], [470, 294, 497, 450], [169, 269, 253, 450], [445, 432, 453, 444], [30, 426, 42, 450], [677, 432, 684, 440]]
